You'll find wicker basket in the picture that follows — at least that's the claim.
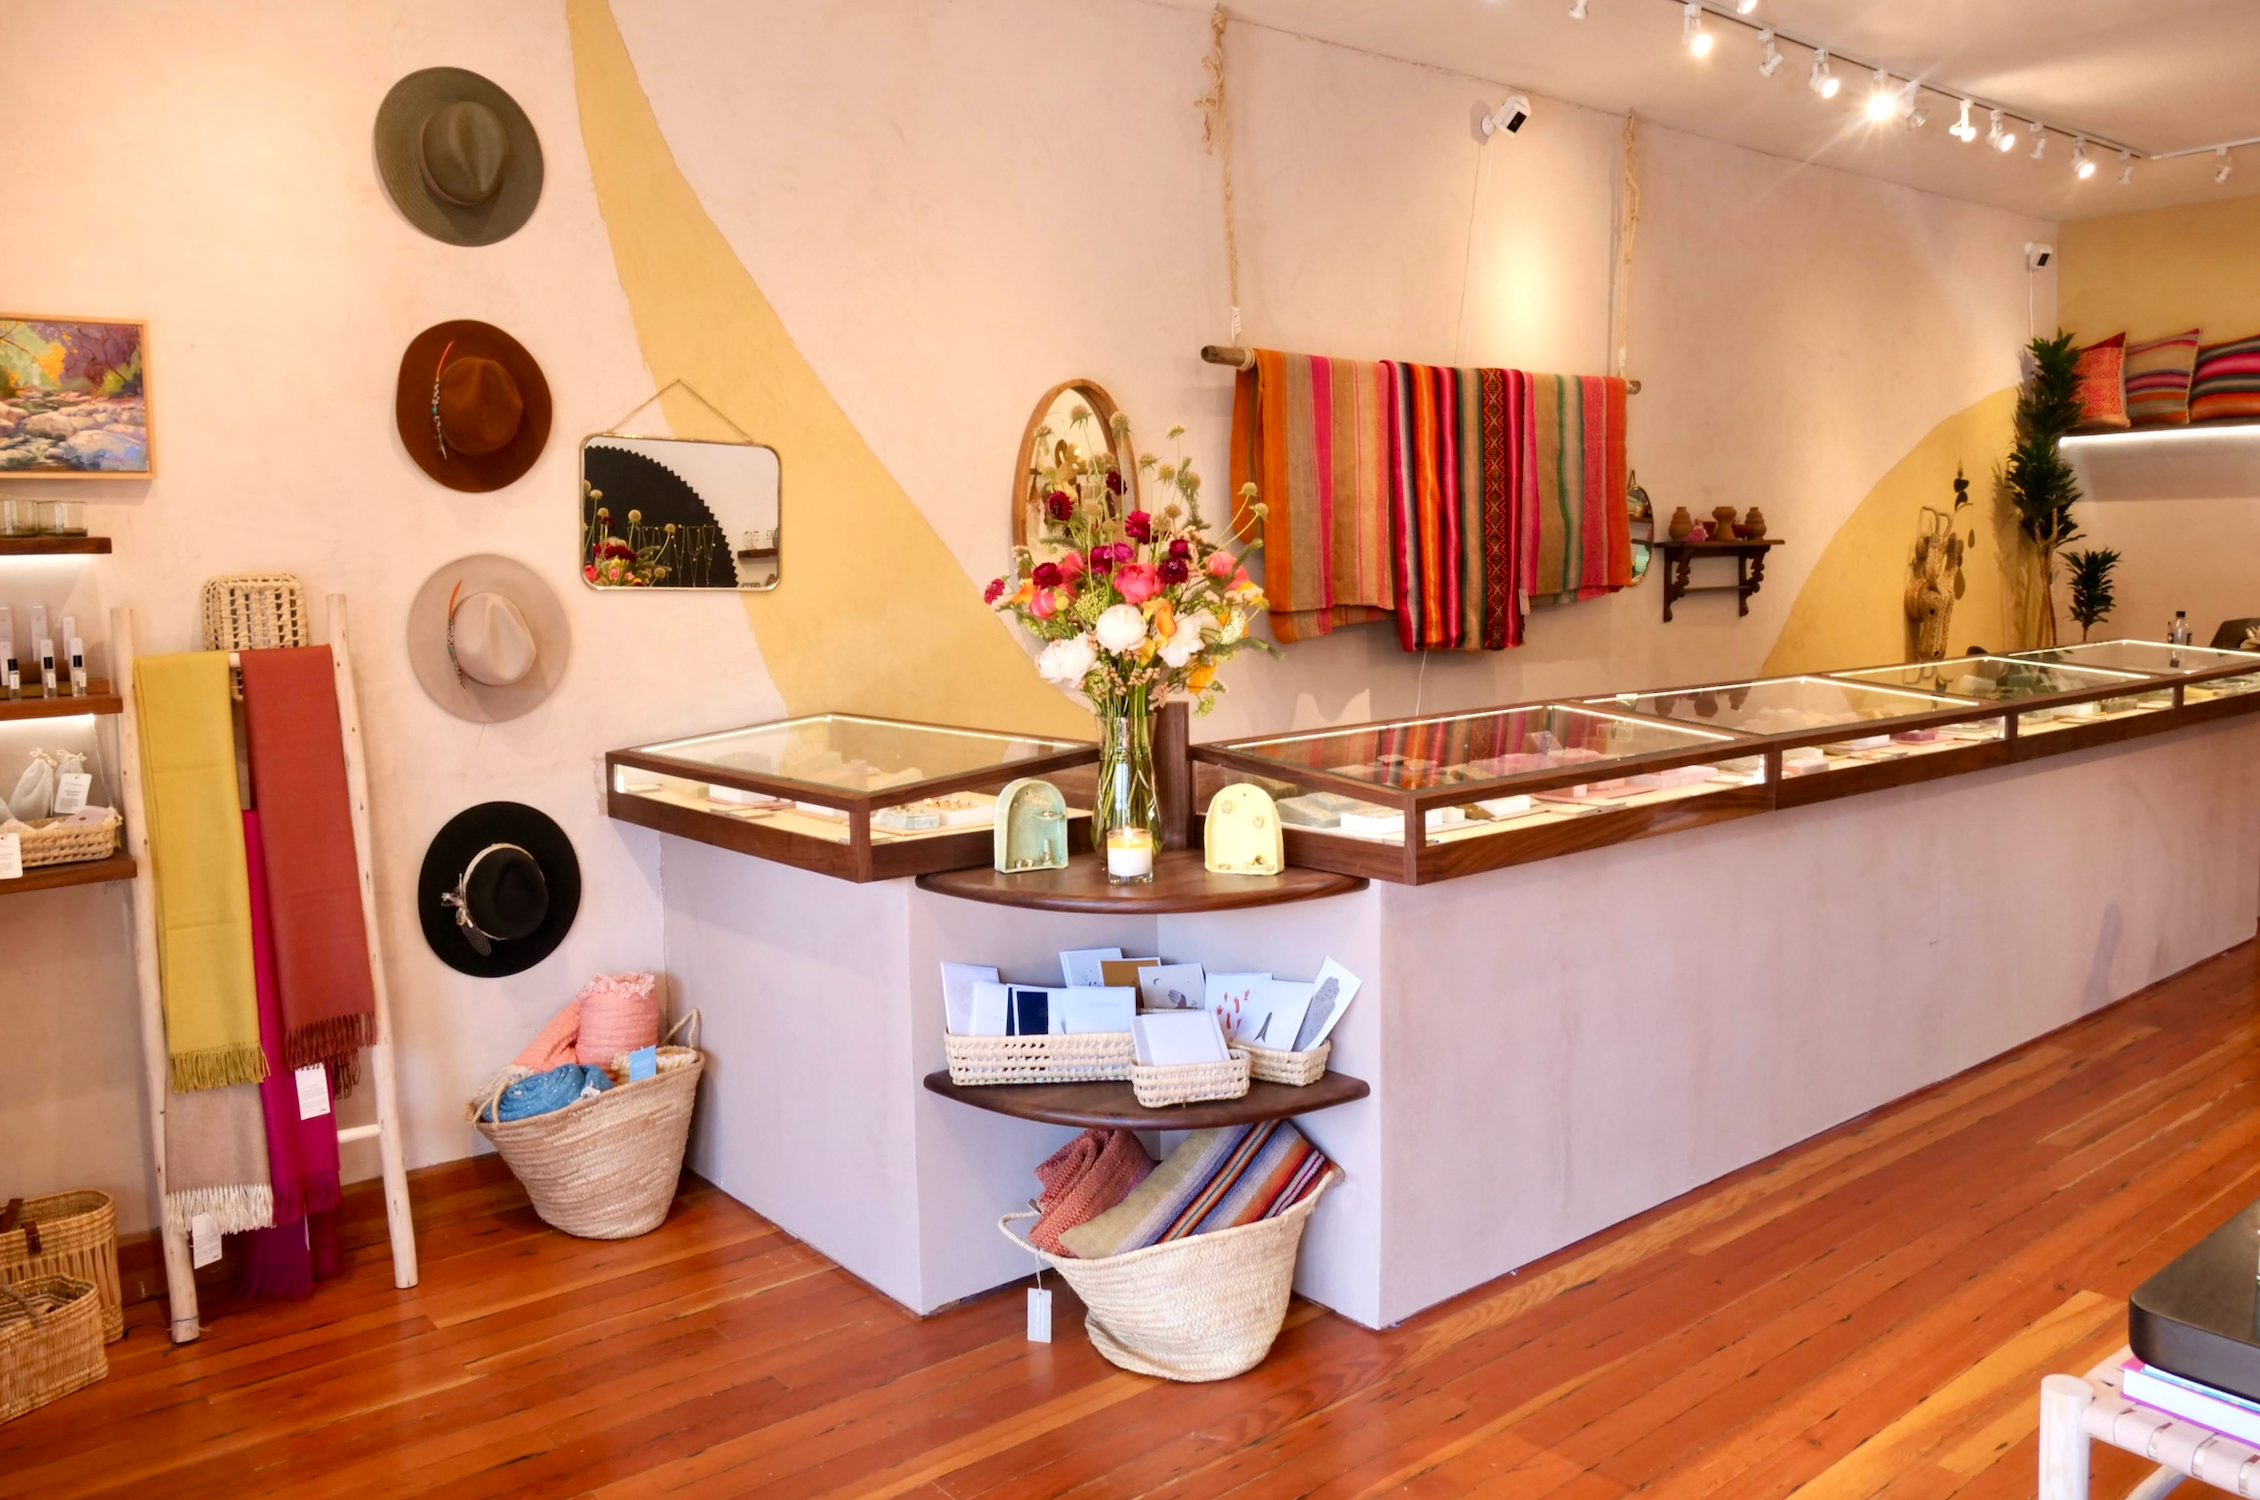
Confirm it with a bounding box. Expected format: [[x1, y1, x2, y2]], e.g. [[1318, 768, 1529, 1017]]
[[17, 813, 121, 872], [1000, 1170, 1335, 1381], [1130, 1049, 1252, 1109], [467, 1014, 704, 1240], [0, 1194, 122, 1343], [944, 1031, 1133, 1087], [0, 1276, 107, 1422], [201, 573, 311, 652], [1236, 1039, 1331, 1087]]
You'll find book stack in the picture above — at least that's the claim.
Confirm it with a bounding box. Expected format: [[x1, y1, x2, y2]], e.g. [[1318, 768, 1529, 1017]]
[[2122, 1356, 2260, 1444]]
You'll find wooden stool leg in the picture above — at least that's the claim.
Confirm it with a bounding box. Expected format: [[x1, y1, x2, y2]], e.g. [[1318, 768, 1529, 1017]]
[[2123, 1466, 2185, 1500], [2040, 1374, 2093, 1500]]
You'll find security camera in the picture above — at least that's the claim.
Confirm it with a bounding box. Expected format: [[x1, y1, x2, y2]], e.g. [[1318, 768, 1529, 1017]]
[[1482, 94, 1532, 138], [2024, 241, 2055, 270]]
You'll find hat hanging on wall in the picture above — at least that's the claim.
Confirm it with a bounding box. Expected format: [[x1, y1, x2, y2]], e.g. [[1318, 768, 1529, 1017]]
[[395, 320, 552, 491], [418, 802, 581, 978], [407, 553, 571, 722], [374, 67, 544, 246]]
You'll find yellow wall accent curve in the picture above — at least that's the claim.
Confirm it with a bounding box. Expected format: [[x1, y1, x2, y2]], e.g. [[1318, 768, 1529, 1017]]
[[567, 0, 1088, 738], [2061, 197, 2260, 345], [1762, 389, 2026, 676]]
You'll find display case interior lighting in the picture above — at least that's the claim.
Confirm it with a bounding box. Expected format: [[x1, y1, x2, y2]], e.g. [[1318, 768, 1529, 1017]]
[[2060, 421, 2260, 447]]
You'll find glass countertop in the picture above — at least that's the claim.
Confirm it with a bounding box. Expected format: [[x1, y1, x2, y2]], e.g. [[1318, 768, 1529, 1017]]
[[1832, 656, 2151, 703], [626, 714, 1087, 794], [2011, 640, 2260, 678], [1588, 676, 1968, 735], [1217, 704, 1736, 793]]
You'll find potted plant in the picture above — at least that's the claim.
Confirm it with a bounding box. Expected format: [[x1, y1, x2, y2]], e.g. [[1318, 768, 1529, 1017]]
[[2064, 546, 2121, 642], [2004, 332, 2085, 646]]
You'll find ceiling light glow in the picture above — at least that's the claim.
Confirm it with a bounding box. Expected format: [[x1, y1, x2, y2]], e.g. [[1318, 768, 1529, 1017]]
[[2072, 138, 2095, 179], [1734, 0, 1757, 12], [1864, 71, 1897, 122], [1809, 49, 1838, 100], [1682, 2, 1712, 56]]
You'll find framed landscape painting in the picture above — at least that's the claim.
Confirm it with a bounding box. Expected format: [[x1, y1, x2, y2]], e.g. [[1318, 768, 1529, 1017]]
[[0, 316, 153, 477]]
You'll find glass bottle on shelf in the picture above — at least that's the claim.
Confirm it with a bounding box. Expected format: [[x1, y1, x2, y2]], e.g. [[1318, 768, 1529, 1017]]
[[1094, 689, 1158, 884]]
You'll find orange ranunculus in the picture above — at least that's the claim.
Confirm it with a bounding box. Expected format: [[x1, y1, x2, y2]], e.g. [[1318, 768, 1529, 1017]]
[[1187, 662, 1216, 690], [1148, 600, 1176, 639], [1010, 579, 1035, 606]]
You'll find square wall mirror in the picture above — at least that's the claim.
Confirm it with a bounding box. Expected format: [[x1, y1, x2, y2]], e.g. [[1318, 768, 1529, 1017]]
[[580, 434, 781, 590]]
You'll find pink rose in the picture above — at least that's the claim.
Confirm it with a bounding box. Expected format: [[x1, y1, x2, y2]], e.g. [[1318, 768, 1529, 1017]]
[[1031, 588, 1058, 620], [1114, 562, 1162, 605], [1205, 551, 1235, 579]]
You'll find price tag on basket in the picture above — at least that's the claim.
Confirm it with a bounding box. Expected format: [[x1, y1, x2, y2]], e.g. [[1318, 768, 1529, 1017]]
[[0, 832, 19, 880], [51, 772, 91, 815], [1028, 1285, 1052, 1343]]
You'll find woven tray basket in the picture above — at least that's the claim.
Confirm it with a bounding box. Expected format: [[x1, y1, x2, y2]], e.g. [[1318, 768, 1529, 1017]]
[[1236, 1039, 1331, 1088], [466, 1013, 704, 1241], [0, 1276, 107, 1423], [1000, 1171, 1335, 1382], [1, 1193, 122, 1342], [944, 1032, 1133, 1087], [1130, 1049, 1252, 1109], [17, 813, 121, 872], [201, 572, 311, 653]]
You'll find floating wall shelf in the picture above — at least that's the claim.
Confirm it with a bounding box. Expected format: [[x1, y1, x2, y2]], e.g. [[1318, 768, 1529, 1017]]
[[922, 1068, 1370, 1129], [0, 536, 112, 557], [2063, 421, 2260, 502], [0, 682, 119, 723]]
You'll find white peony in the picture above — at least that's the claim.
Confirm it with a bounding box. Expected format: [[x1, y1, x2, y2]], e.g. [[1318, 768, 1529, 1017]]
[[1218, 611, 1246, 645], [1037, 633, 1098, 686], [1094, 603, 1149, 655], [1160, 609, 1218, 670]]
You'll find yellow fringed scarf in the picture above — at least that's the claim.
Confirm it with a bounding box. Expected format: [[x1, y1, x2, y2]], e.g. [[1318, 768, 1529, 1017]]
[[136, 651, 267, 1091]]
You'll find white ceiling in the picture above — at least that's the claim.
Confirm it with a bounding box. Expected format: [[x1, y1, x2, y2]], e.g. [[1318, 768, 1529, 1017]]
[[1201, 0, 2260, 222]]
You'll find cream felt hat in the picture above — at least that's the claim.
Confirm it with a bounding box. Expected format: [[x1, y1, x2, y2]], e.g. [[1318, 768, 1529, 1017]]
[[407, 554, 570, 722]]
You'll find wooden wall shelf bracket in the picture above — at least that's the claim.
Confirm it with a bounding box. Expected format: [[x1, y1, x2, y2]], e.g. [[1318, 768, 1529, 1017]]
[[1657, 538, 1783, 623]]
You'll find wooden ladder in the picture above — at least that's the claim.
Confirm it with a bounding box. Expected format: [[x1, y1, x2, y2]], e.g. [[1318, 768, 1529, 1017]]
[[110, 594, 418, 1342]]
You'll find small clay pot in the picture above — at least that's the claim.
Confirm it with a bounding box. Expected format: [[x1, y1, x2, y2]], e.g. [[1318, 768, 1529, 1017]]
[[1667, 506, 1693, 541], [1741, 507, 1768, 540], [1711, 506, 1740, 539]]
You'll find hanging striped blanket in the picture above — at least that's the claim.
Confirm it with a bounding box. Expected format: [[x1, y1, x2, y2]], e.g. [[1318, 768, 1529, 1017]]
[[1233, 349, 1628, 652]]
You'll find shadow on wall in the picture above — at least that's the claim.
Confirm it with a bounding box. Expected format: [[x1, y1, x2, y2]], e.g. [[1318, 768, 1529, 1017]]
[[2082, 902, 2123, 1012]]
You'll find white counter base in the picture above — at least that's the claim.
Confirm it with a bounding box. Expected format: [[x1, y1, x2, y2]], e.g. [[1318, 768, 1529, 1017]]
[[655, 715, 2260, 1329]]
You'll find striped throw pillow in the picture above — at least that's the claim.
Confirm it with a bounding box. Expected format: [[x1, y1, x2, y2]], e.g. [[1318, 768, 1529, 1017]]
[[2074, 334, 2129, 431], [2124, 329, 2200, 425], [2192, 333, 2260, 422]]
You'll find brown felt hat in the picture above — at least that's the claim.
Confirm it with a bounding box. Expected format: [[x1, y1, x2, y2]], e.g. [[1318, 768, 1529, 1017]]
[[374, 68, 543, 246], [395, 320, 552, 492]]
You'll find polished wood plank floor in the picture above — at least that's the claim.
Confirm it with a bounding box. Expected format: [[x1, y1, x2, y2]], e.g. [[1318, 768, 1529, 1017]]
[[9, 942, 2260, 1498]]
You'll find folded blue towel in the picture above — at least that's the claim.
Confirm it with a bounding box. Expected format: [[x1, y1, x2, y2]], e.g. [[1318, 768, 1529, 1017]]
[[486, 1063, 611, 1123]]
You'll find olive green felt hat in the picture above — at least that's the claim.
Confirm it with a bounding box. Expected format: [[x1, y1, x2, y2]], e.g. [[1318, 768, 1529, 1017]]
[[374, 67, 544, 247]]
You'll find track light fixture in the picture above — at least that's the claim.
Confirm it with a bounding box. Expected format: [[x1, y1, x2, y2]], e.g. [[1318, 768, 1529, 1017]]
[[1864, 71, 1896, 123], [1682, 2, 1712, 56], [1987, 109, 2015, 153], [2118, 149, 2133, 186], [2218, 147, 2234, 185], [1808, 49, 1838, 100], [2072, 138, 2094, 179], [1734, 0, 1757, 11], [1568, 0, 1588, 18], [2029, 126, 2046, 161], [1899, 79, 1924, 126], [1950, 99, 1976, 142], [1756, 28, 1782, 77]]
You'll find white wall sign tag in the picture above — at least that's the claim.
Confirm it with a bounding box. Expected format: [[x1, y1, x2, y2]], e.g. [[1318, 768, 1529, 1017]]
[[51, 772, 91, 814], [1027, 1285, 1052, 1343], [295, 1065, 332, 1120], [190, 1212, 220, 1268], [0, 833, 20, 880]]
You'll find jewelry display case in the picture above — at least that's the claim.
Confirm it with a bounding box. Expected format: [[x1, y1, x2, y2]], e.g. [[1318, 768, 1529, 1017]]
[[606, 714, 1098, 881], [1589, 674, 2010, 808], [1832, 654, 2165, 759], [2012, 640, 2260, 731], [1192, 703, 1767, 883]]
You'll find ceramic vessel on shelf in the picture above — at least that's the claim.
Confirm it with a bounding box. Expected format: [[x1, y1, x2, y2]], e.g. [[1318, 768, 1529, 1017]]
[[1667, 507, 1692, 542], [1711, 506, 1740, 540], [1741, 507, 1767, 540]]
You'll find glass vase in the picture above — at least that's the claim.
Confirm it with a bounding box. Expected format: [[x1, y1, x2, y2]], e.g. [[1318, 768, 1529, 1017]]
[[1094, 698, 1159, 884]]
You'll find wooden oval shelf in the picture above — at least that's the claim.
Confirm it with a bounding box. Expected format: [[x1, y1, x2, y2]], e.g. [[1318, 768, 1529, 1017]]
[[0, 682, 118, 722], [923, 1068, 1369, 1129], [916, 849, 1365, 913], [0, 536, 111, 556], [1, 852, 136, 896]]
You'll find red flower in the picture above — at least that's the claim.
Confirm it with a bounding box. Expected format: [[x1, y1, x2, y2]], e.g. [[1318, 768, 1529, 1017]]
[[1089, 547, 1116, 575], [601, 540, 635, 561], [1105, 469, 1125, 496], [1031, 562, 1062, 588], [982, 576, 1005, 604], [1111, 541, 1135, 563], [1124, 510, 1153, 542], [1159, 557, 1190, 585], [1045, 489, 1074, 521], [1168, 538, 1192, 560]]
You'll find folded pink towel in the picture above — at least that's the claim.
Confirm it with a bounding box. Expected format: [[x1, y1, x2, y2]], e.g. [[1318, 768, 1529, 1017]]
[[513, 1000, 581, 1072], [576, 972, 659, 1065]]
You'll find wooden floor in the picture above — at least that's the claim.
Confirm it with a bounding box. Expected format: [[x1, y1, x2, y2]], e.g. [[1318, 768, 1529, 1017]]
[[10, 943, 2260, 1499]]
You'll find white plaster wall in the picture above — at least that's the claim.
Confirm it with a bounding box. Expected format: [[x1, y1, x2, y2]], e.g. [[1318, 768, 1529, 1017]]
[[2, 0, 2065, 1237]]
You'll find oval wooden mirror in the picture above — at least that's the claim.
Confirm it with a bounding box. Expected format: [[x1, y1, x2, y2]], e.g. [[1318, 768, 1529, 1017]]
[[1012, 379, 1135, 556]]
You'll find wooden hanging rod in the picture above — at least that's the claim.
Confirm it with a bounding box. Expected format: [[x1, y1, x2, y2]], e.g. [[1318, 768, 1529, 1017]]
[[1200, 344, 1640, 393]]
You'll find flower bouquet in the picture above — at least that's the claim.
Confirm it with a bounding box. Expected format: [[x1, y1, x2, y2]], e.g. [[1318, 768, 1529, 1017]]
[[582, 482, 676, 587], [985, 415, 1271, 881]]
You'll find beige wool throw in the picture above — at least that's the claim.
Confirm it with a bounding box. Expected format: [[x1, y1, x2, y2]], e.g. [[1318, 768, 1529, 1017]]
[[162, 1081, 274, 1236]]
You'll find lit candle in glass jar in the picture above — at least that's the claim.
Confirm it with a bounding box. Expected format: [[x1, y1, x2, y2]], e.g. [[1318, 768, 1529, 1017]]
[[1105, 826, 1155, 881]]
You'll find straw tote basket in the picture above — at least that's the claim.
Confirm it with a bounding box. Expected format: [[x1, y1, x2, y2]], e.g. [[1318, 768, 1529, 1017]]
[[467, 1013, 704, 1240], [17, 812, 121, 871], [0, 1277, 107, 1423], [0, 1194, 123, 1343], [999, 1171, 1336, 1382]]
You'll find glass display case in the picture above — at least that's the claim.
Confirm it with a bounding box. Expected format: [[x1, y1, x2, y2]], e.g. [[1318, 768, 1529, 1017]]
[[1830, 654, 2166, 752], [1193, 703, 1767, 883], [606, 714, 1098, 882], [1586, 674, 2008, 806], [2011, 640, 2260, 729]]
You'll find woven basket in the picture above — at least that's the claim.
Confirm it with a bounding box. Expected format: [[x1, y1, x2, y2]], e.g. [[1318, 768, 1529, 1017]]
[[944, 1032, 1133, 1087], [0, 1194, 122, 1343], [1000, 1171, 1335, 1382], [0, 1276, 107, 1422], [201, 573, 311, 652], [17, 813, 121, 872], [467, 1013, 703, 1240], [1130, 1049, 1252, 1109], [1237, 1040, 1331, 1088]]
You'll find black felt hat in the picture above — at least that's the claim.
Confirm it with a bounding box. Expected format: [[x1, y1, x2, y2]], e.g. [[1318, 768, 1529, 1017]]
[[418, 802, 580, 978]]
